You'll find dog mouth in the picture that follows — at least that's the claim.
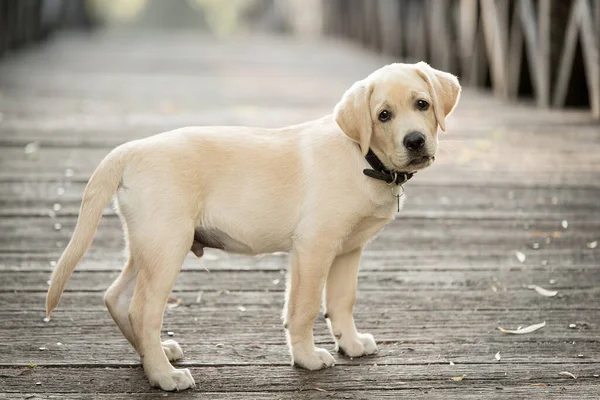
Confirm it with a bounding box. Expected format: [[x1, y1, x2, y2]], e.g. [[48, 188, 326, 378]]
[[406, 155, 434, 169]]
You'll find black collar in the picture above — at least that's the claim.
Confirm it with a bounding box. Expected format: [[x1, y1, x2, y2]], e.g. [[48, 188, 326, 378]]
[[363, 149, 415, 185]]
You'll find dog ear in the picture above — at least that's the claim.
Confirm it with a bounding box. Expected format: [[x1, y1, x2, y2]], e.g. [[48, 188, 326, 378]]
[[415, 62, 461, 132], [334, 80, 374, 156]]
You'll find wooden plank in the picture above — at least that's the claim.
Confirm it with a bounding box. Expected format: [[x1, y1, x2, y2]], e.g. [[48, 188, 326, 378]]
[[459, 0, 480, 83], [537, 0, 551, 107], [479, 0, 509, 97], [507, 2, 524, 98], [553, 0, 583, 108], [518, 0, 545, 103], [1, 364, 598, 394], [3, 180, 600, 219], [6, 289, 600, 313], [578, 0, 600, 118], [377, 0, 403, 55], [1, 388, 600, 400], [2, 216, 599, 265], [5, 266, 600, 293], [5, 331, 599, 367]]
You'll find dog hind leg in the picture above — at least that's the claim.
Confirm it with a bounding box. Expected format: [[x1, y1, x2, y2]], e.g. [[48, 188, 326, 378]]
[[127, 218, 195, 391]]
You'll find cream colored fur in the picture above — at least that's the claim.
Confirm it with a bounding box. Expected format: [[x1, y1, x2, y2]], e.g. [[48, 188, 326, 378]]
[[45, 62, 460, 391]]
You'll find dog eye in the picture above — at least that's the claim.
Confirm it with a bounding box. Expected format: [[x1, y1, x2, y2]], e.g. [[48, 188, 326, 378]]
[[416, 100, 429, 111], [378, 110, 391, 122]]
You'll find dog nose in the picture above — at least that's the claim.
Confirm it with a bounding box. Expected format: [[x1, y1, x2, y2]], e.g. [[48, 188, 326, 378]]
[[403, 132, 426, 151]]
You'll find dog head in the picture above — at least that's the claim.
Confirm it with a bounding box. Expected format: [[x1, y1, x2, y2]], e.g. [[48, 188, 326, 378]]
[[334, 62, 461, 172]]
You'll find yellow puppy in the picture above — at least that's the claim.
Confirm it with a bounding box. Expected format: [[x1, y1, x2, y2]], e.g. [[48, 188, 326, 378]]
[[46, 62, 460, 391]]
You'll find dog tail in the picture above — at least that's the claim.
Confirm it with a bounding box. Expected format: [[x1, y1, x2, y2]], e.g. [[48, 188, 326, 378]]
[[46, 144, 131, 318]]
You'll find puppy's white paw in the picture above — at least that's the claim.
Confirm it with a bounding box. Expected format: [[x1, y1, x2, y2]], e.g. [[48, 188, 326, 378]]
[[338, 332, 378, 358], [293, 347, 335, 370], [162, 339, 184, 362], [148, 367, 195, 391]]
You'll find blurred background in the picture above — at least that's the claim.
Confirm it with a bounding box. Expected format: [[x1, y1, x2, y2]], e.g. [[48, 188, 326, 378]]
[[1, 0, 599, 118]]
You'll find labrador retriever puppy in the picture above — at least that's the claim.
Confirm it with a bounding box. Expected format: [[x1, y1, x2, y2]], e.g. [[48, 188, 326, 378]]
[[46, 62, 460, 391]]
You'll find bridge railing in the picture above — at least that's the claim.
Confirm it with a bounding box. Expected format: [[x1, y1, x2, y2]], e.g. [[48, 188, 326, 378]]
[[320, 0, 600, 119]]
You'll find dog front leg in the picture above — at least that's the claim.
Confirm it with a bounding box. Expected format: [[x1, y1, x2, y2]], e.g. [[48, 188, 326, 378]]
[[325, 247, 378, 357], [284, 245, 336, 370]]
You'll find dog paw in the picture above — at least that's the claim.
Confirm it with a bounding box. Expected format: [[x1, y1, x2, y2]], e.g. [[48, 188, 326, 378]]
[[293, 347, 335, 370], [338, 333, 378, 358], [162, 339, 184, 362], [148, 367, 195, 391]]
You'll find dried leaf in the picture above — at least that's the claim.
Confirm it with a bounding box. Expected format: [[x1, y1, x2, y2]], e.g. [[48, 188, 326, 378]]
[[587, 241, 598, 249], [561, 220, 568, 229], [451, 375, 465, 381], [449, 361, 455, 366], [196, 291, 203, 304], [526, 285, 558, 297], [515, 251, 526, 263], [238, 306, 246, 312], [24, 141, 40, 159], [530, 383, 548, 387], [166, 296, 182, 309], [312, 387, 327, 392], [497, 321, 546, 334], [495, 352, 501, 361], [559, 371, 577, 379]]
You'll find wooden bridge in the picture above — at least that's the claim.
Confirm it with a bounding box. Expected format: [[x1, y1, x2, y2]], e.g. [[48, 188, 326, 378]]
[[0, 30, 599, 399]]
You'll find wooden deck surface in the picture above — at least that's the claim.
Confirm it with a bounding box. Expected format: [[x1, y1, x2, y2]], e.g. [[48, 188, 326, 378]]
[[0, 31, 599, 399]]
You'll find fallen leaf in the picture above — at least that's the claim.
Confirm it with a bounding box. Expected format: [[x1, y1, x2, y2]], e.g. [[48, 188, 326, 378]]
[[196, 291, 203, 304], [568, 323, 577, 329], [312, 387, 327, 392], [497, 321, 546, 334], [561, 220, 568, 229], [515, 251, 526, 263], [495, 352, 501, 361], [166, 296, 182, 309], [552, 231, 562, 238], [526, 285, 558, 297], [24, 141, 40, 159], [587, 241, 598, 249], [238, 306, 246, 312], [530, 383, 548, 387], [451, 375, 465, 381], [559, 371, 577, 379], [449, 361, 455, 366]]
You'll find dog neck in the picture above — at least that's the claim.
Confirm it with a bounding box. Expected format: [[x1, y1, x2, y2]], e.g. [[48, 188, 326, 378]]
[[363, 149, 415, 185]]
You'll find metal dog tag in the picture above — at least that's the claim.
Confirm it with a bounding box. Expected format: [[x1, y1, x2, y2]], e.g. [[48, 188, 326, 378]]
[[391, 185, 404, 212]]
